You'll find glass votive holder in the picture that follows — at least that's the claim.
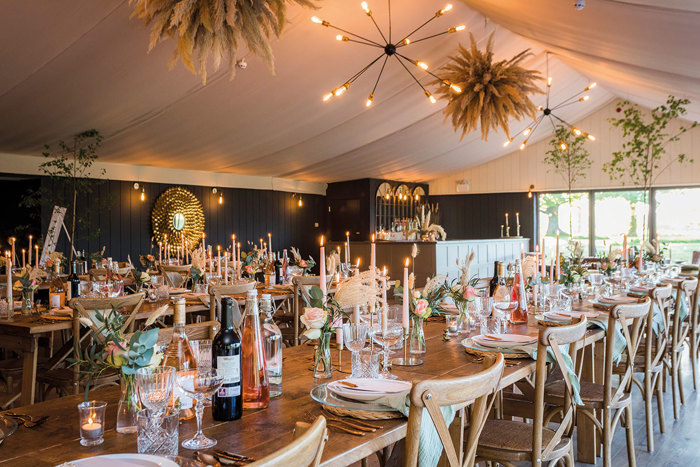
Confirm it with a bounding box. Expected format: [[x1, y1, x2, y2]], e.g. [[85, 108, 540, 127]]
[[359, 348, 380, 379], [78, 401, 107, 446], [137, 408, 179, 457], [445, 315, 459, 336]]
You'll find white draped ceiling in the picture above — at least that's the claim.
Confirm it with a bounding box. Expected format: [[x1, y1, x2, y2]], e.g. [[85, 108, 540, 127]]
[[0, 0, 693, 183]]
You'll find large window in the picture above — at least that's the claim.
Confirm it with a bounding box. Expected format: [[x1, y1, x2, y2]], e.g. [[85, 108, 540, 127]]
[[594, 190, 648, 254], [538, 192, 589, 259], [655, 188, 700, 263], [537, 186, 700, 263]]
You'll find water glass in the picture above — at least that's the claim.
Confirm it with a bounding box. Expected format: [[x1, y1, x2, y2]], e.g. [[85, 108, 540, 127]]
[[359, 348, 380, 378], [137, 408, 179, 456], [475, 297, 494, 334], [135, 366, 175, 416], [195, 283, 209, 295], [547, 296, 572, 314], [77, 401, 107, 447], [342, 323, 369, 378], [371, 322, 403, 380]]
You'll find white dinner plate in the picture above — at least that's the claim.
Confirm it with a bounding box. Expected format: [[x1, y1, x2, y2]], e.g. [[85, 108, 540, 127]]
[[328, 378, 411, 402], [542, 311, 600, 322], [472, 333, 536, 349], [64, 453, 178, 467]]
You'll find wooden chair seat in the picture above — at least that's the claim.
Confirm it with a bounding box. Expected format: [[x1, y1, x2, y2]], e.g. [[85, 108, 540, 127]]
[[545, 380, 631, 409], [478, 419, 571, 462], [612, 352, 663, 374]]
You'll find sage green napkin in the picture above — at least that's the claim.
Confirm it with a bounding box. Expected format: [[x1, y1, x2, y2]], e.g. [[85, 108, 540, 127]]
[[373, 391, 456, 467]]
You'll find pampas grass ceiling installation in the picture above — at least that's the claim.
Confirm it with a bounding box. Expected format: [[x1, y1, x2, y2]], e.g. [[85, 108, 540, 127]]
[[434, 32, 542, 141], [129, 0, 318, 85]]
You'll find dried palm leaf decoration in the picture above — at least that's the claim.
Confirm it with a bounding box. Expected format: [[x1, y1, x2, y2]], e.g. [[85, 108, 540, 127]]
[[129, 0, 318, 85], [433, 32, 543, 141]]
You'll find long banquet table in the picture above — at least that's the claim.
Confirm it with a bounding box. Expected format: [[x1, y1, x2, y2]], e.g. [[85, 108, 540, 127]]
[[0, 310, 610, 466], [0, 287, 295, 406]]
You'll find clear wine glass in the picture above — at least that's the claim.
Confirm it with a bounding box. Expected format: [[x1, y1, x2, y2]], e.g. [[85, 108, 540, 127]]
[[135, 366, 175, 418], [494, 301, 518, 328], [342, 323, 369, 378], [474, 297, 493, 334], [371, 321, 403, 380], [190, 339, 213, 406], [177, 368, 224, 449]]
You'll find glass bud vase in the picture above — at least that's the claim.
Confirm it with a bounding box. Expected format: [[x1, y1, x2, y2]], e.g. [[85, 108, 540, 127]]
[[116, 374, 140, 434], [409, 317, 426, 355], [313, 332, 333, 379], [20, 290, 34, 316], [457, 302, 470, 334]]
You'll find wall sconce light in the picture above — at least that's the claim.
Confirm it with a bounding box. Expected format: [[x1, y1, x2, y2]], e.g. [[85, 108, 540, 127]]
[[133, 182, 140, 190], [140, 187, 145, 202], [293, 193, 303, 207], [528, 184, 535, 199], [218, 193, 224, 205]]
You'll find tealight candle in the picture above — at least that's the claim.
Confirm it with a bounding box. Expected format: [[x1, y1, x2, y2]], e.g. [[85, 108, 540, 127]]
[[77, 400, 106, 447]]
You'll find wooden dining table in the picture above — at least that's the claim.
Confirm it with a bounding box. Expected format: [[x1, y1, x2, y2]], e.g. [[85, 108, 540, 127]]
[[0, 304, 611, 466], [0, 286, 295, 407]]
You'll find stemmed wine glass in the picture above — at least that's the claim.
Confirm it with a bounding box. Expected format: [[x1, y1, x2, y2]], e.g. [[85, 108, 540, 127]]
[[342, 323, 369, 378], [477, 297, 496, 333], [177, 369, 224, 449], [135, 366, 175, 421], [371, 321, 403, 380]]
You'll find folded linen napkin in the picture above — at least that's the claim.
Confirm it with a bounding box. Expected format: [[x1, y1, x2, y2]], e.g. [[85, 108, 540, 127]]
[[373, 390, 455, 467], [599, 296, 637, 305]]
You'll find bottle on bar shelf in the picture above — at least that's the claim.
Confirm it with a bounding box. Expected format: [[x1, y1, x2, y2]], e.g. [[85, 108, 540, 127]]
[[162, 297, 196, 420], [489, 261, 501, 297], [260, 293, 282, 398], [492, 262, 510, 301], [241, 289, 269, 409], [212, 297, 243, 421], [508, 259, 529, 324]]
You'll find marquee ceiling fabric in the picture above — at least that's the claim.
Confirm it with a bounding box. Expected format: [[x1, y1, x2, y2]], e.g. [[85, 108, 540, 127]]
[[0, 0, 691, 183]]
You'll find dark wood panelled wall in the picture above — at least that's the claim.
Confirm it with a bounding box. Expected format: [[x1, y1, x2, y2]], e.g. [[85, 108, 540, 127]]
[[0, 174, 324, 261], [430, 192, 536, 248]]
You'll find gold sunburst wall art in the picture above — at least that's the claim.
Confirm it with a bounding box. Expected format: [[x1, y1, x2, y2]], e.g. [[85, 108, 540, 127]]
[[152, 187, 205, 254]]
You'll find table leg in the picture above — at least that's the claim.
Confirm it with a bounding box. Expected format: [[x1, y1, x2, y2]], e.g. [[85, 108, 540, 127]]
[[577, 341, 598, 463], [19, 336, 39, 406]]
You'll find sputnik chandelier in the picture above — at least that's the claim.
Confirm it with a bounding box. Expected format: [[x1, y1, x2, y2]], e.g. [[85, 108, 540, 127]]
[[504, 52, 597, 151], [311, 2, 466, 107]]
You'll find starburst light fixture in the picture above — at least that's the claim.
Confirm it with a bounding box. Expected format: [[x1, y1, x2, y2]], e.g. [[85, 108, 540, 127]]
[[504, 52, 597, 151], [311, 2, 466, 106]]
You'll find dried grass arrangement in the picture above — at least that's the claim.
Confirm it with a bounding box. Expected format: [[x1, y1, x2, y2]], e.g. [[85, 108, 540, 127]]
[[433, 32, 543, 141], [129, 0, 318, 85]]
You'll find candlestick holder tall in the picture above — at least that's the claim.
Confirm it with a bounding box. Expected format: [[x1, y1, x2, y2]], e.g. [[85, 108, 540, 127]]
[[392, 328, 423, 366], [506, 226, 511, 237], [516, 224, 521, 237]]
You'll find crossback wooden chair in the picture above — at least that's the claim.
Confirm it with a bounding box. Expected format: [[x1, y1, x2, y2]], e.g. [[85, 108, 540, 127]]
[[249, 415, 328, 467], [546, 298, 650, 467], [292, 276, 320, 346], [208, 284, 255, 332], [477, 318, 588, 467], [88, 268, 107, 282], [687, 268, 700, 391], [159, 264, 191, 288], [613, 284, 672, 452], [37, 293, 146, 399], [405, 354, 504, 467], [664, 277, 698, 419]]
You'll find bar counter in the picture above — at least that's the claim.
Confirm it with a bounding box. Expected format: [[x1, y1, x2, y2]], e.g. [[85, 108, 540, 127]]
[[327, 238, 529, 286]]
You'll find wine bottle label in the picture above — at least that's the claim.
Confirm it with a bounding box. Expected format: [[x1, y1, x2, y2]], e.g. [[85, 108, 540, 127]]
[[50, 293, 61, 309], [217, 385, 241, 398], [217, 355, 241, 385]]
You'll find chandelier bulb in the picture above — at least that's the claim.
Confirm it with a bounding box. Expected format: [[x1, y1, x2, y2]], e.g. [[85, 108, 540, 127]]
[[416, 61, 429, 70], [322, 92, 333, 102], [403, 38, 411, 45], [336, 34, 350, 42], [361, 1, 371, 15], [560, 141, 567, 150], [586, 133, 596, 141], [579, 95, 590, 102], [366, 93, 374, 107], [436, 3, 453, 17], [586, 82, 597, 90], [311, 16, 322, 24], [572, 127, 582, 136], [520, 140, 528, 151], [503, 139, 512, 148], [424, 90, 437, 103], [448, 25, 466, 33], [547, 76, 552, 87], [538, 105, 544, 111], [523, 127, 532, 136], [449, 83, 462, 93], [334, 83, 350, 96]]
